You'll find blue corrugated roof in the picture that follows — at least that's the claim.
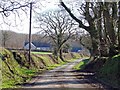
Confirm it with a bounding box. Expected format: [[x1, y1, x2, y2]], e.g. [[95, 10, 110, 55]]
[[71, 47, 82, 52]]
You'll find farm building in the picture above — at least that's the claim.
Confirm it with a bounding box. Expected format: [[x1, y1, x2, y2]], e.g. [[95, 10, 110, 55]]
[[24, 42, 36, 50], [71, 47, 82, 52], [69, 40, 83, 52], [24, 41, 52, 51], [24, 40, 83, 52]]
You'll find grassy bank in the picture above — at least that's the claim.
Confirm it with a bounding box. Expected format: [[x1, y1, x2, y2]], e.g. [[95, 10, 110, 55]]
[[74, 54, 120, 88], [73, 58, 89, 70], [0, 48, 81, 88], [97, 54, 120, 88]]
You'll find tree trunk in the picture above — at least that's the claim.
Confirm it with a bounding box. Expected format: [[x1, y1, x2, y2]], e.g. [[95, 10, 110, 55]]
[[90, 34, 100, 58], [53, 47, 59, 60], [3, 40, 6, 48], [59, 48, 64, 61], [104, 3, 116, 45], [89, 24, 100, 58], [97, 4, 109, 57], [118, 1, 120, 53], [103, 2, 117, 56]]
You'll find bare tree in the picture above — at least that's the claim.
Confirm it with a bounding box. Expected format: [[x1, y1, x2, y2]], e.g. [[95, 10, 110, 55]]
[[36, 11, 77, 60], [0, 0, 29, 16], [79, 34, 92, 53], [0, 0, 41, 16], [0, 0, 32, 26], [60, 1, 119, 58], [1, 30, 11, 48], [0, 0, 42, 28], [60, 1, 101, 58]]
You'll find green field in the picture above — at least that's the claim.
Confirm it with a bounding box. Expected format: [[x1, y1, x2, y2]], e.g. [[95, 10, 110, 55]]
[[31, 51, 52, 54]]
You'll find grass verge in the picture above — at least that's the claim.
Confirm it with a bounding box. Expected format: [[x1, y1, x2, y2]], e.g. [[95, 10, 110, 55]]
[[31, 51, 52, 55], [1, 49, 81, 88], [73, 58, 89, 70]]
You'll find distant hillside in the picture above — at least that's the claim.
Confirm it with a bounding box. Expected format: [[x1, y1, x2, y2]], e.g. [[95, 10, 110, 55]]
[[0, 30, 27, 49], [0, 30, 85, 50], [0, 30, 50, 49]]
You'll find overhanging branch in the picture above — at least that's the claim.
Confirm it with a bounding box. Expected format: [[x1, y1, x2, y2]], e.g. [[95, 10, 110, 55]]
[[60, 0, 89, 31]]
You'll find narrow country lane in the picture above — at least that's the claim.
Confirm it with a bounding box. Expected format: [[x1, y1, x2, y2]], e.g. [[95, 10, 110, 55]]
[[23, 59, 107, 89]]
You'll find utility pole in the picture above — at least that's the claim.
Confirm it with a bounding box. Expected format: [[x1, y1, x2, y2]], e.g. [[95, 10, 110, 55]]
[[28, 3, 32, 67]]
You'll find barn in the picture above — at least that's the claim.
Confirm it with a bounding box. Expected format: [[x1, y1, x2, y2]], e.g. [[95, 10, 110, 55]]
[[24, 41, 52, 51], [24, 42, 36, 50]]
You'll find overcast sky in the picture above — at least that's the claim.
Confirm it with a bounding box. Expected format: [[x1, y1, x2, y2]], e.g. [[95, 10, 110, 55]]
[[0, 0, 82, 34]]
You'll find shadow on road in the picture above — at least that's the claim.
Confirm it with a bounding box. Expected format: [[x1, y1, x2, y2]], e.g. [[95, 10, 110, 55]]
[[24, 70, 106, 89], [22, 59, 110, 90]]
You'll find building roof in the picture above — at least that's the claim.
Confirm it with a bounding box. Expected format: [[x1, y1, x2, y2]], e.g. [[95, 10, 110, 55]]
[[71, 47, 82, 52], [24, 41, 51, 47], [24, 42, 36, 49]]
